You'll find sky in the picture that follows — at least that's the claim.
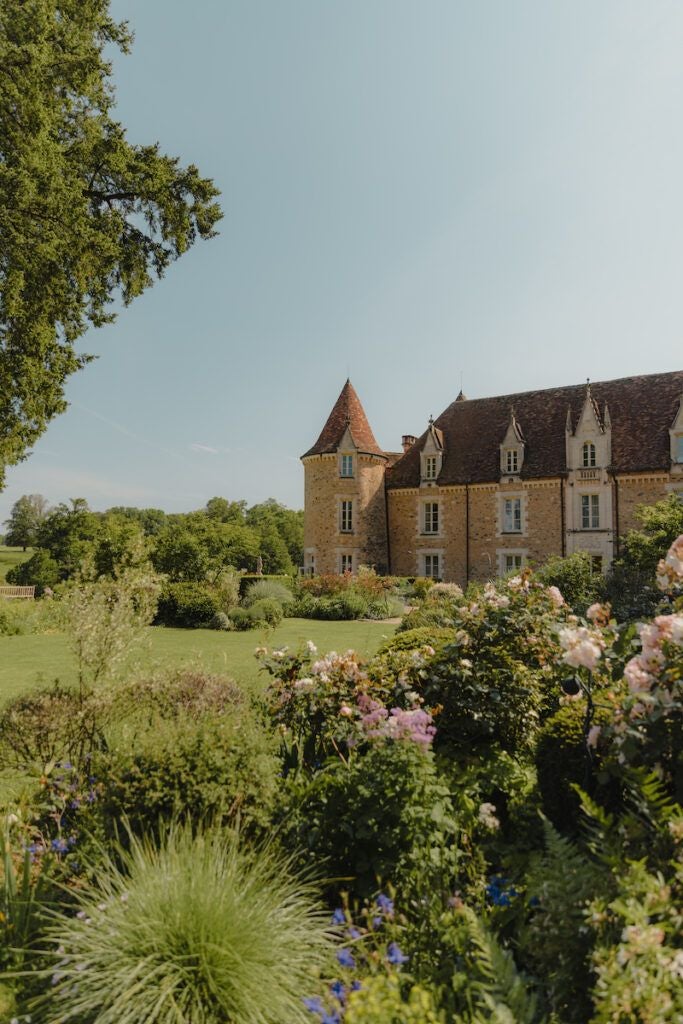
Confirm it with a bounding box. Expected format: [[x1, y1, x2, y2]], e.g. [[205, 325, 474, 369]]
[[2, 0, 683, 523]]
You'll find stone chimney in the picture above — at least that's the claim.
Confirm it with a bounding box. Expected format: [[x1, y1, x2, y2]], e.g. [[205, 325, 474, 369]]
[[402, 434, 417, 453]]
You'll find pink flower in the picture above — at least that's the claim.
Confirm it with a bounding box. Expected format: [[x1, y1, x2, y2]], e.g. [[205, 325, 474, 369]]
[[624, 657, 653, 694], [547, 586, 565, 608], [559, 626, 604, 671], [339, 705, 353, 717], [656, 534, 683, 591]]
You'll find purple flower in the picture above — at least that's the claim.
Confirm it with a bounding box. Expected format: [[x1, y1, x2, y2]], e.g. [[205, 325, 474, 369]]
[[331, 908, 346, 926], [372, 916, 383, 930], [336, 948, 355, 968], [330, 980, 346, 1002], [351, 980, 362, 991], [303, 996, 323, 1015], [347, 926, 361, 939], [387, 942, 409, 964], [376, 893, 394, 915], [51, 837, 69, 854]]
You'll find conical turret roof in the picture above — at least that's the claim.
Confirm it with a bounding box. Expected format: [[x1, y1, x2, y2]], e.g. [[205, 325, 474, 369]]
[[302, 379, 385, 458]]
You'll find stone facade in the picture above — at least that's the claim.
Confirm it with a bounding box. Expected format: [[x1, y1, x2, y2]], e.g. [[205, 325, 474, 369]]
[[303, 374, 683, 583]]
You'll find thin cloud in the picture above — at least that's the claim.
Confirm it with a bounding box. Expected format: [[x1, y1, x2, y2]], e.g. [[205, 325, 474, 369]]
[[190, 443, 219, 455]]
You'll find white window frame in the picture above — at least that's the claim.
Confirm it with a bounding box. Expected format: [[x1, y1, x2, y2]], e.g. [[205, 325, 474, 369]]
[[340, 499, 353, 533], [423, 454, 438, 480], [497, 548, 527, 576], [505, 449, 519, 474], [582, 442, 597, 468], [503, 497, 522, 534], [422, 501, 440, 535], [339, 453, 354, 478], [581, 493, 600, 529]]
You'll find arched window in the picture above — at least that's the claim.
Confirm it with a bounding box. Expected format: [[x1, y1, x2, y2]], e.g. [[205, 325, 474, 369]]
[[582, 442, 596, 468]]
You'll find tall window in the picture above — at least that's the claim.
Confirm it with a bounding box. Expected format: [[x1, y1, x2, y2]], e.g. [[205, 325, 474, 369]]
[[505, 449, 519, 474], [340, 500, 353, 533], [423, 502, 439, 534], [340, 454, 354, 478], [581, 494, 600, 529], [339, 553, 354, 574], [676, 435, 683, 463], [503, 498, 522, 533], [424, 455, 438, 480], [582, 442, 597, 468], [424, 554, 440, 579]]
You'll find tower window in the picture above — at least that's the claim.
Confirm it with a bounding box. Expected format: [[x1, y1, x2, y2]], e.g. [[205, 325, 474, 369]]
[[340, 454, 354, 477], [582, 442, 597, 468], [505, 449, 519, 474], [340, 500, 353, 533], [581, 494, 600, 529]]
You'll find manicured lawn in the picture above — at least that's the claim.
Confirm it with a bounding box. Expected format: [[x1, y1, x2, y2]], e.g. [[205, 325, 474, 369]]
[[0, 617, 396, 707], [0, 545, 31, 581]]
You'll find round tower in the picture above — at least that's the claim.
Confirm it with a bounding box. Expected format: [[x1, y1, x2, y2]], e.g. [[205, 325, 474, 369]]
[[301, 380, 388, 575]]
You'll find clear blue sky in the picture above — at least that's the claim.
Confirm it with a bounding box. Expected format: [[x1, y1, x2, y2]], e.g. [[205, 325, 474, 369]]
[[2, 0, 683, 523]]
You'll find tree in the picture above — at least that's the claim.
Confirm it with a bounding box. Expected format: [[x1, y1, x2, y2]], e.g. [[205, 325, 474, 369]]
[[3, 493, 49, 549], [0, 1, 222, 488], [5, 548, 60, 595], [35, 498, 100, 579]]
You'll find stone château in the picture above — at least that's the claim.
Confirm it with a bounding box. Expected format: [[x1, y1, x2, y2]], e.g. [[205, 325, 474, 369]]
[[301, 371, 683, 584]]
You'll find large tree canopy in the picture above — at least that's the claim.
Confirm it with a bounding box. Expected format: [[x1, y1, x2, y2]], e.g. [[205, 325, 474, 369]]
[[0, 0, 222, 488]]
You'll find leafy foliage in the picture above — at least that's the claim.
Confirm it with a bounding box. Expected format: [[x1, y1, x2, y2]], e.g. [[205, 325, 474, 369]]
[[0, 1, 221, 483]]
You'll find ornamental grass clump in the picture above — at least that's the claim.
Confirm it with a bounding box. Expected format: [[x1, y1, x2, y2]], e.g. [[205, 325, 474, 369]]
[[31, 825, 334, 1024]]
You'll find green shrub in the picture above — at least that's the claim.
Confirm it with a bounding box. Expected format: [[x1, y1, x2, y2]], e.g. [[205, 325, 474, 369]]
[[155, 581, 219, 628], [378, 626, 455, 655], [0, 598, 61, 636], [209, 610, 233, 630], [345, 976, 442, 1023], [537, 551, 602, 615], [279, 742, 457, 900], [243, 578, 294, 608], [535, 702, 618, 833], [31, 825, 334, 1024], [123, 668, 245, 721], [397, 603, 458, 631], [99, 708, 279, 840], [412, 576, 435, 600], [248, 597, 284, 627], [291, 590, 370, 620], [229, 606, 255, 631], [5, 548, 60, 595], [365, 594, 405, 619], [238, 573, 293, 599]]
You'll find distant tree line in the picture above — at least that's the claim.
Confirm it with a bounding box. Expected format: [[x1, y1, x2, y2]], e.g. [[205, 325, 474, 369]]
[[3, 495, 304, 593]]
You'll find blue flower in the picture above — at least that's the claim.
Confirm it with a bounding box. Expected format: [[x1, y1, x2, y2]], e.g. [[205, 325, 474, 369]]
[[51, 837, 69, 854], [387, 941, 409, 965], [372, 916, 382, 930], [336, 948, 355, 968], [330, 980, 346, 1002], [347, 926, 361, 939], [351, 980, 362, 992], [376, 893, 394, 915], [331, 908, 346, 926], [321, 1014, 340, 1024], [303, 995, 323, 1015]]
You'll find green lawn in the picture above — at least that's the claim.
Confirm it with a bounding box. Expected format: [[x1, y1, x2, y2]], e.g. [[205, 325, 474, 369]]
[[0, 618, 396, 706], [0, 545, 31, 581]]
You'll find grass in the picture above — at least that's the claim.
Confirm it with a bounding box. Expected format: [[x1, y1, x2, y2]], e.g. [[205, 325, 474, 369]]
[[0, 617, 396, 707], [0, 545, 31, 582]]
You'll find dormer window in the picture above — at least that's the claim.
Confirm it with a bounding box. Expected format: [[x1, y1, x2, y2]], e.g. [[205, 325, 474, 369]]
[[505, 449, 519, 474], [582, 442, 597, 468], [424, 455, 438, 480], [340, 453, 354, 478]]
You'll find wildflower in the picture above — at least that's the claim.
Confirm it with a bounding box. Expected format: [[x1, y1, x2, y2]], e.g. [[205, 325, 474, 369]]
[[303, 996, 323, 1014], [351, 980, 362, 991], [347, 926, 361, 939], [331, 908, 346, 926], [477, 802, 500, 830], [330, 980, 347, 1002], [339, 705, 353, 717], [336, 948, 355, 968], [51, 837, 69, 854], [387, 941, 409, 964], [376, 893, 394, 915]]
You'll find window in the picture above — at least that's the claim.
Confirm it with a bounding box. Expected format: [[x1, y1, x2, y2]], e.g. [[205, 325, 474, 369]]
[[424, 554, 440, 579], [505, 449, 519, 474], [676, 435, 683, 463], [339, 553, 354, 574], [582, 442, 597, 468], [503, 498, 522, 533], [424, 455, 438, 480], [340, 500, 353, 533], [305, 551, 315, 576], [591, 555, 603, 574], [340, 454, 354, 478], [504, 553, 523, 572], [423, 502, 439, 534], [581, 494, 600, 529]]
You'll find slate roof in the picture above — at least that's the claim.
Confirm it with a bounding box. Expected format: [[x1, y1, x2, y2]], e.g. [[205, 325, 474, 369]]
[[386, 371, 683, 488], [303, 379, 386, 458]]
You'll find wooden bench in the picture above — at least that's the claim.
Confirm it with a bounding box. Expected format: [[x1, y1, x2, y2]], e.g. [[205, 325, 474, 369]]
[[0, 585, 35, 600]]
